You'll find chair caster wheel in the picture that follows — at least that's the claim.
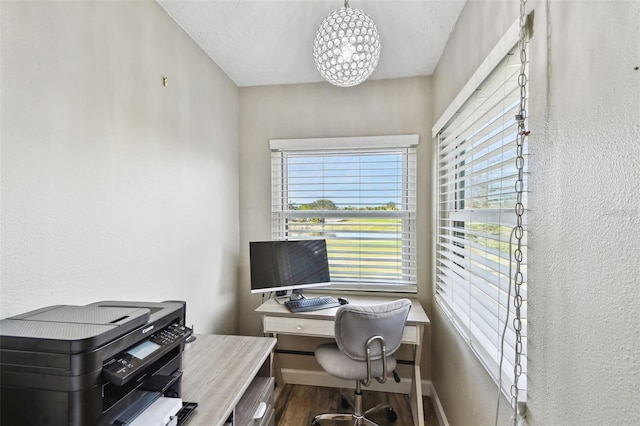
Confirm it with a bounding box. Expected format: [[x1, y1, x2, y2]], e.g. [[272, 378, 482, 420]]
[[387, 408, 398, 422], [341, 396, 350, 409]]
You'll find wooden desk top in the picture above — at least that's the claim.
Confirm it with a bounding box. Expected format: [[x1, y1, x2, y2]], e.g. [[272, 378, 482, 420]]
[[255, 295, 430, 326], [180, 334, 276, 426]]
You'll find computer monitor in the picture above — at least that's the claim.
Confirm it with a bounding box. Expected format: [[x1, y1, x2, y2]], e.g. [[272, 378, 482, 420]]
[[249, 239, 331, 299]]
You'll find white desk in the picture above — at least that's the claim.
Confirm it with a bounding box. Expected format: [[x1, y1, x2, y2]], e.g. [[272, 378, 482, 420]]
[[255, 296, 430, 426]]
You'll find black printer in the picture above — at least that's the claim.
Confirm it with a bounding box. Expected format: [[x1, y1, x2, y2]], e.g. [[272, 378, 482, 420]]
[[0, 300, 196, 426]]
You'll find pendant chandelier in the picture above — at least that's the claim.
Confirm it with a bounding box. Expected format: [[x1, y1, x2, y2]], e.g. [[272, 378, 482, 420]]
[[313, 0, 381, 88]]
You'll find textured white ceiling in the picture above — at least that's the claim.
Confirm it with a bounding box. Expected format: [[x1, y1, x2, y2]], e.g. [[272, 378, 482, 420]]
[[157, 0, 466, 87]]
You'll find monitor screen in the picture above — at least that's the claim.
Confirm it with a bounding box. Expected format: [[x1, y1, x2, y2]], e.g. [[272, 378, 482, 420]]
[[249, 240, 331, 294]]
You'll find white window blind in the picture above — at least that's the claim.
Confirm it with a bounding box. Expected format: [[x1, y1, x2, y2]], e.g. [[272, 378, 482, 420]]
[[434, 44, 528, 396], [270, 135, 418, 292]]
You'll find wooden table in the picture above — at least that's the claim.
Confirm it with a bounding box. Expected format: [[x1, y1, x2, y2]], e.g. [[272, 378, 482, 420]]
[[255, 295, 430, 426], [181, 334, 277, 426]]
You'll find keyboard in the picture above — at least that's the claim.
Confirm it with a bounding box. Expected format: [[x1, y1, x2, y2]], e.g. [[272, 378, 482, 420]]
[[284, 296, 341, 313]]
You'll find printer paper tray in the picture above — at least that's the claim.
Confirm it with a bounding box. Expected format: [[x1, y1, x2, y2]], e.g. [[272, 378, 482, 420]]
[[175, 402, 198, 425], [115, 393, 197, 426], [138, 373, 182, 394]]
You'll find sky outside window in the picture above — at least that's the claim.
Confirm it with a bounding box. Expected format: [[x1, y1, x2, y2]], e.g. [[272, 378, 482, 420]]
[[286, 151, 404, 209]]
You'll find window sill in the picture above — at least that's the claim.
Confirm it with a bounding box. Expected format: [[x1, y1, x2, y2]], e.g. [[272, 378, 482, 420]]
[[306, 282, 417, 294]]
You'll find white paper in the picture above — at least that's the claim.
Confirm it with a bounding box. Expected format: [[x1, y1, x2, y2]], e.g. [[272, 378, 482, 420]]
[[129, 397, 183, 426]]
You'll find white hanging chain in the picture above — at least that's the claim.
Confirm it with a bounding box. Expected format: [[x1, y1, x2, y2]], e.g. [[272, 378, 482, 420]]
[[511, 0, 529, 423]]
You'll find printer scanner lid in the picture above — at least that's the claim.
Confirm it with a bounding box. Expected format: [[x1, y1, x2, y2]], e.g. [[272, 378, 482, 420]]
[[0, 305, 150, 353]]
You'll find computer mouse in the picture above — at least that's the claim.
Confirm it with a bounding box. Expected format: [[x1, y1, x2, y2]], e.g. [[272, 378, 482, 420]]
[[338, 297, 349, 305]]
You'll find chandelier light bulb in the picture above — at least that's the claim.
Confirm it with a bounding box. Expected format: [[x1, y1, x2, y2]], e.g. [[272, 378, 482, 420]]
[[313, 1, 381, 88]]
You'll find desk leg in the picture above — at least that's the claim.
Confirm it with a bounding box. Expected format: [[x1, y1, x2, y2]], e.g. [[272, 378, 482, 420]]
[[409, 326, 425, 426], [270, 333, 285, 389]]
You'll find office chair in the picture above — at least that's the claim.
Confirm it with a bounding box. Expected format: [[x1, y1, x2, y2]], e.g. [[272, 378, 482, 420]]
[[311, 299, 412, 426]]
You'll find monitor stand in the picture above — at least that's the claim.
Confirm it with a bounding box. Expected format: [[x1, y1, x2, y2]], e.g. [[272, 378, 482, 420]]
[[274, 289, 305, 305]]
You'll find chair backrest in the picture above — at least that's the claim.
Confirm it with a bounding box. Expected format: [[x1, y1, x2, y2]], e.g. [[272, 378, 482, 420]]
[[334, 299, 411, 362]]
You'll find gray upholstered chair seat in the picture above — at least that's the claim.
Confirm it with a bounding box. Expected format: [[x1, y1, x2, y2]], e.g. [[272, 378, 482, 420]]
[[315, 342, 397, 381]]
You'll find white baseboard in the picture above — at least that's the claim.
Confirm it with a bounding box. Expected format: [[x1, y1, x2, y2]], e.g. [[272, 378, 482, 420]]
[[428, 382, 450, 426], [280, 368, 449, 426]]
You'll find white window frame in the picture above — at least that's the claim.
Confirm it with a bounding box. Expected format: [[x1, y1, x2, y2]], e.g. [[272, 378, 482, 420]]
[[432, 18, 528, 398], [270, 135, 419, 293]]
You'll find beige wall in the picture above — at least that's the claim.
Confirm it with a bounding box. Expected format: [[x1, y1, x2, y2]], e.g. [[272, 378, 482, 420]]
[[0, 1, 240, 334], [432, 1, 640, 425], [238, 77, 433, 377]]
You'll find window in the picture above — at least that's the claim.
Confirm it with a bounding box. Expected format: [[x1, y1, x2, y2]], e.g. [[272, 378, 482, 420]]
[[433, 32, 528, 397], [270, 135, 418, 292]]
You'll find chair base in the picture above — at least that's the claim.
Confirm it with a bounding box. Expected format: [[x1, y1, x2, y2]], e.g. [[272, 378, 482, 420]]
[[312, 412, 380, 426], [311, 388, 397, 426]]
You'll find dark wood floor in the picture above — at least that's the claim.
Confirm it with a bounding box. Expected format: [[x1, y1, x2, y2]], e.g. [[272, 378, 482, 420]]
[[274, 384, 438, 426]]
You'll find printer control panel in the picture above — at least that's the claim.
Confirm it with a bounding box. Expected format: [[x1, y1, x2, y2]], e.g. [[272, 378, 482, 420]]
[[103, 323, 192, 386]]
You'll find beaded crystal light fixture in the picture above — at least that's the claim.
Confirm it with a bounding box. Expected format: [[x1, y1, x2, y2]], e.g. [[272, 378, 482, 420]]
[[313, 0, 381, 87]]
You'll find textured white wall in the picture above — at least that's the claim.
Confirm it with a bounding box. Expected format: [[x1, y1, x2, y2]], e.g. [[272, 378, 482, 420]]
[[432, 1, 640, 425], [527, 1, 640, 424], [0, 1, 240, 334]]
